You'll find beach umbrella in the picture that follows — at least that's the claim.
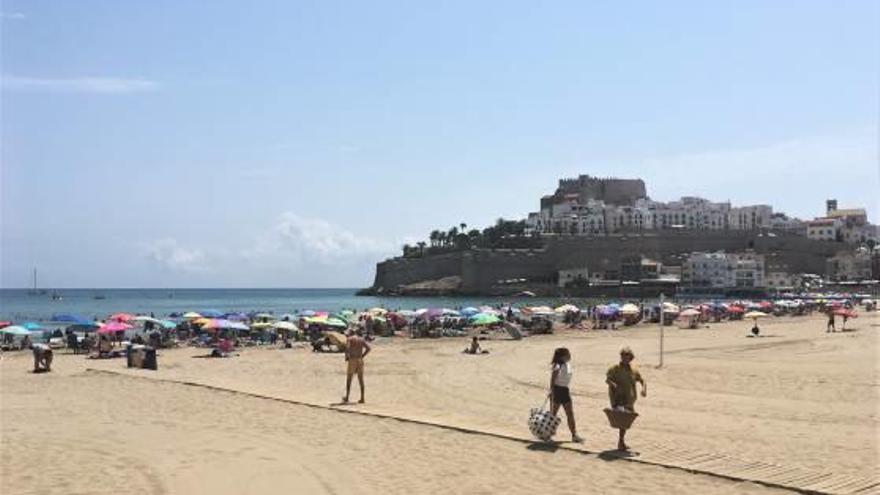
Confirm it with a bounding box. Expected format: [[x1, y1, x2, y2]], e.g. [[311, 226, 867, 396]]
[[68, 322, 102, 332], [201, 309, 223, 318], [620, 303, 640, 315], [20, 322, 44, 331], [679, 308, 701, 317], [182, 312, 202, 319], [460, 307, 480, 316], [299, 310, 317, 317], [420, 308, 445, 319], [156, 320, 176, 329], [224, 312, 249, 321], [109, 313, 135, 322], [833, 308, 857, 318], [0, 325, 31, 336], [727, 306, 744, 314], [554, 304, 580, 313], [0, 321, 11, 328], [368, 307, 388, 315], [470, 313, 501, 326], [250, 322, 274, 329], [527, 306, 554, 315], [51, 313, 87, 323], [97, 321, 133, 333], [192, 317, 212, 326], [744, 311, 768, 319], [253, 313, 275, 320], [274, 321, 299, 331], [661, 302, 680, 314]]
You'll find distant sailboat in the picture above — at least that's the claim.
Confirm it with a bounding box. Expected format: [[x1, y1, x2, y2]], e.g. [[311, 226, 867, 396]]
[[27, 268, 48, 295]]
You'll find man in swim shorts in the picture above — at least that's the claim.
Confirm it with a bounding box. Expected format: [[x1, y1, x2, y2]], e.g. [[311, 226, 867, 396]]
[[343, 329, 371, 404]]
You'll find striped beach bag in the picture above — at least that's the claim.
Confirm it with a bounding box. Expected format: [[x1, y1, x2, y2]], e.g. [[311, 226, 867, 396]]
[[528, 397, 561, 441]]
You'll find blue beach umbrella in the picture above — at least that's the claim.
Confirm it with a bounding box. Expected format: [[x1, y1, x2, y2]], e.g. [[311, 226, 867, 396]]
[[21, 322, 44, 331], [460, 307, 480, 316], [201, 309, 224, 318], [51, 313, 87, 323]]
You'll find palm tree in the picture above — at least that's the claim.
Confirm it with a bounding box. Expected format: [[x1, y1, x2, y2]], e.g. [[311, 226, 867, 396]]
[[460, 222, 467, 232], [429, 230, 440, 247], [417, 241, 426, 255], [447, 227, 459, 247]]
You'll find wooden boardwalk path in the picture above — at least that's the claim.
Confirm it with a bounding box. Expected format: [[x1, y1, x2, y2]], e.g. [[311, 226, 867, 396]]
[[90, 369, 879, 495]]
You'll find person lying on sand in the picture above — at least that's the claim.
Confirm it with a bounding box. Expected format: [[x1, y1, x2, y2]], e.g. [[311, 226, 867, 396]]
[[343, 329, 371, 404], [606, 346, 646, 451]]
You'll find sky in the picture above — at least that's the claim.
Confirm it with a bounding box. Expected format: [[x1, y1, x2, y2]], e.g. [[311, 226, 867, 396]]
[[1, 0, 878, 288]]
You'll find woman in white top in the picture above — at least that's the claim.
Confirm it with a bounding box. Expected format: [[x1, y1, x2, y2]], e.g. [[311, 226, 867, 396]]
[[550, 347, 584, 443]]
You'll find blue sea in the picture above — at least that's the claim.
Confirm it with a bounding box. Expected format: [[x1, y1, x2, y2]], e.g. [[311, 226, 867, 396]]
[[0, 288, 573, 324]]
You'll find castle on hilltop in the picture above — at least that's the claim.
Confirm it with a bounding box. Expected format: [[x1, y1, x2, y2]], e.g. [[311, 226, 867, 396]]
[[540, 175, 647, 209]]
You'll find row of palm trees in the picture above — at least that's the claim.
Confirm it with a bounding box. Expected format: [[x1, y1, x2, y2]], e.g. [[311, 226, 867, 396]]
[[401, 218, 540, 257]]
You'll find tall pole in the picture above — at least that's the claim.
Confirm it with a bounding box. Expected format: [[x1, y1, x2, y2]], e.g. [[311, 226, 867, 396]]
[[659, 292, 665, 368]]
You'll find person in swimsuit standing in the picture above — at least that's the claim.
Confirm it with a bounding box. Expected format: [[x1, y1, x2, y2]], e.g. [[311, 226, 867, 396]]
[[343, 329, 371, 404]]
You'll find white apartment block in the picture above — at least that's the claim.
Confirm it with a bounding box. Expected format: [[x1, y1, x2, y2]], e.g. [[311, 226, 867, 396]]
[[682, 251, 766, 289], [526, 195, 772, 235]]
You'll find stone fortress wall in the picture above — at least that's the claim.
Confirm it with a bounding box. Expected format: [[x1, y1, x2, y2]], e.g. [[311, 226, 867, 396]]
[[371, 231, 843, 294]]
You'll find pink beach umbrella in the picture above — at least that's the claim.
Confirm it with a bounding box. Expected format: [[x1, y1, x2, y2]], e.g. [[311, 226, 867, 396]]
[[109, 313, 135, 322], [98, 321, 133, 333]]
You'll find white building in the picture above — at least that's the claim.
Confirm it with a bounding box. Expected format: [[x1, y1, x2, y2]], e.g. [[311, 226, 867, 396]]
[[682, 251, 765, 289], [806, 218, 840, 241], [729, 205, 773, 230]]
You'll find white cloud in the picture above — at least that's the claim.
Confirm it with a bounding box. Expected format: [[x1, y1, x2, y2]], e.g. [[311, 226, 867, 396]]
[[0, 12, 26, 19], [2, 75, 160, 94], [141, 239, 208, 273], [243, 213, 397, 266]]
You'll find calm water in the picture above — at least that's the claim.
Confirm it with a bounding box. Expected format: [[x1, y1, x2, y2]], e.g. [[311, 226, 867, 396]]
[[0, 288, 576, 323]]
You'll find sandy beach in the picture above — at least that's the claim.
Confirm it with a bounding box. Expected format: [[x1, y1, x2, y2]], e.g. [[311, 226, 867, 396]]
[[2, 312, 877, 494]]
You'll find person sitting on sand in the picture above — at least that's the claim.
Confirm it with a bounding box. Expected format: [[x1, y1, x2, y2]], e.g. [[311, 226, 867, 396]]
[[550, 347, 584, 443], [606, 346, 646, 451], [343, 329, 371, 404], [32, 343, 53, 373], [463, 336, 489, 354]]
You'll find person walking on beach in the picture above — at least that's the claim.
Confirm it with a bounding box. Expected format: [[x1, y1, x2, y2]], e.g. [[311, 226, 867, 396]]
[[549, 348, 584, 443], [606, 346, 646, 451], [343, 329, 371, 404], [826, 310, 836, 333]]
